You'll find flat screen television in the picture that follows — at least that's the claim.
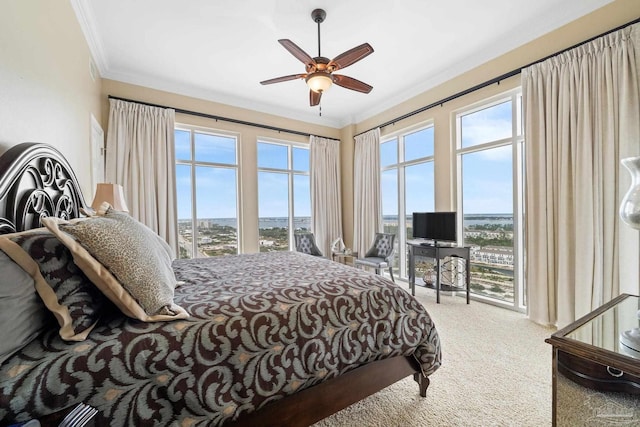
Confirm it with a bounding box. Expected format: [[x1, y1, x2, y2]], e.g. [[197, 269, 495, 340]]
[[412, 212, 457, 244]]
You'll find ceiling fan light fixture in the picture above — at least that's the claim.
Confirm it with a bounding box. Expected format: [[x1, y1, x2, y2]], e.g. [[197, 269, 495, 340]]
[[306, 72, 332, 93], [261, 8, 373, 106]]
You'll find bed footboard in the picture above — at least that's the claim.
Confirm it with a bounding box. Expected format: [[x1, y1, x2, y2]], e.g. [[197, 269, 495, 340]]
[[227, 355, 428, 427]]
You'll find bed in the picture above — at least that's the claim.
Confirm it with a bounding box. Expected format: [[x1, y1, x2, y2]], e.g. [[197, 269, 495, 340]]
[[0, 143, 441, 426]]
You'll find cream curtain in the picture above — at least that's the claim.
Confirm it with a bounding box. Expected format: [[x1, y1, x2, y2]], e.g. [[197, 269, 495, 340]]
[[310, 135, 343, 256], [353, 128, 382, 256], [522, 23, 640, 328], [105, 99, 179, 255]]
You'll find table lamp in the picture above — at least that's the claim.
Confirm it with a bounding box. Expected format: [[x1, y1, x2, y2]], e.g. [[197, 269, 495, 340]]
[[91, 183, 129, 213], [619, 156, 640, 359], [620, 156, 640, 230]]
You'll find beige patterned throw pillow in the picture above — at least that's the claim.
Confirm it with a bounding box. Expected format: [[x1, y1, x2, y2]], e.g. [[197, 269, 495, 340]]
[[42, 206, 188, 322]]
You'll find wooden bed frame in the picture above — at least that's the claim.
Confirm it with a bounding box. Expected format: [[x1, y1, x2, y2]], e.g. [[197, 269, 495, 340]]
[[0, 142, 430, 426]]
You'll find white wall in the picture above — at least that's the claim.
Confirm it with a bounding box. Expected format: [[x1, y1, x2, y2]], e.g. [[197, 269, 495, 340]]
[[0, 0, 102, 198]]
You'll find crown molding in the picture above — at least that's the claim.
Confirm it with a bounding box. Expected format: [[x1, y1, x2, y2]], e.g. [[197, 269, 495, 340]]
[[70, 0, 108, 77]]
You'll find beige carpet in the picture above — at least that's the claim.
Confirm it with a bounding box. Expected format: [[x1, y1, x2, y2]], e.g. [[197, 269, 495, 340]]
[[314, 285, 555, 427]]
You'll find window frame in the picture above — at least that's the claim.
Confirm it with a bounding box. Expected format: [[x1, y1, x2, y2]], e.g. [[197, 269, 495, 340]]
[[257, 137, 311, 251], [454, 89, 525, 311], [175, 124, 241, 258], [380, 121, 435, 280]]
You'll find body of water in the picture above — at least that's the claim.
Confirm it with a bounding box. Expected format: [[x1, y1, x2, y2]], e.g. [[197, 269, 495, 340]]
[[382, 214, 514, 227], [179, 217, 311, 230], [461, 214, 513, 226], [181, 214, 512, 230]]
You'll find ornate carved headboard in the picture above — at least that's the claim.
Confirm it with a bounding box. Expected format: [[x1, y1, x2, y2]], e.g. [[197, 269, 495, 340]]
[[0, 143, 87, 234]]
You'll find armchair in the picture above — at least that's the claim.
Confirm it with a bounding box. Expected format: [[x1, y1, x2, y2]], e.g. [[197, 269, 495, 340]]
[[354, 233, 396, 282], [294, 232, 324, 257]]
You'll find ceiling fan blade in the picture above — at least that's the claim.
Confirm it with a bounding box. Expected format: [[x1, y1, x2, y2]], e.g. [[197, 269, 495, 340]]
[[329, 43, 374, 71], [260, 74, 306, 85], [310, 90, 322, 106], [278, 39, 315, 68], [332, 74, 373, 93]]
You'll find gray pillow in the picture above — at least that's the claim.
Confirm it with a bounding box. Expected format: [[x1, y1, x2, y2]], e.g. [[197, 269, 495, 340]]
[[0, 247, 48, 364], [42, 206, 188, 322]]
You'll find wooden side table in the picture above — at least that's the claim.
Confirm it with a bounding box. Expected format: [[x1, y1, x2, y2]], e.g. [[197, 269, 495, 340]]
[[546, 293, 640, 426], [332, 251, 358, 266]]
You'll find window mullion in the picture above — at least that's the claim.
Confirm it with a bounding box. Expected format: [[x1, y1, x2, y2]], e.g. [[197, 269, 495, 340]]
[[289, 171, 295, 249], [190, 130, 198, 258], [288, 146, 295, 249], [512, 92, 525, 309], [398, 136, 404, 237]]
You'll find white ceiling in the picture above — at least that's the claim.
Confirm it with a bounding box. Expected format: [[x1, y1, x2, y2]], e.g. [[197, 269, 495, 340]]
[[72, 0, 613, 128]]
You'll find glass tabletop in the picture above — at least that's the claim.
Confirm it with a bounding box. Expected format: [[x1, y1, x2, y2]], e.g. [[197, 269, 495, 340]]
[[332, 251, 357, 257], [566, 295, 640, 359]]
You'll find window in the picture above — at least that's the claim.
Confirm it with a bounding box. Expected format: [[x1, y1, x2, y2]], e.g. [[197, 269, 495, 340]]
[[381, 125, 435, 279], [257, 140, 310, 251], [456, 91, 525, 310], [175, 127, 239, 259]]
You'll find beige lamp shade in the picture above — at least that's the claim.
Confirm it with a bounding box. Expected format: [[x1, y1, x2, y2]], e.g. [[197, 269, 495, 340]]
[[91, 183, 129, 212], [306, 72, 332, 93]]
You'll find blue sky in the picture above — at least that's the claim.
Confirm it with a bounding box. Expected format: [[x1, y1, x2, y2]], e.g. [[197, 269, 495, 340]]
[[176, 99, 516, 221], [381, 127, 435, 216], [176, 134, 311, 219], [381, 100, 515, 218], [459, 100, 514, 215], [257, 143, 310, 218], [175, 130, 239, 219]]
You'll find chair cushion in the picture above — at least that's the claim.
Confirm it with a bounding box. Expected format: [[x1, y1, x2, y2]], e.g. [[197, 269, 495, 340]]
[[355, 257, 388, 268]]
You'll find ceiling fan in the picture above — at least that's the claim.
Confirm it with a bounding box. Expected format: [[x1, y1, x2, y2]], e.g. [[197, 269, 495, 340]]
[[260, 8, 374, 107]]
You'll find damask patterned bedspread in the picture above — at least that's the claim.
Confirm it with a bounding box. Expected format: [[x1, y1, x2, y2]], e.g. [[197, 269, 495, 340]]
[[0, 251, 441, 426]]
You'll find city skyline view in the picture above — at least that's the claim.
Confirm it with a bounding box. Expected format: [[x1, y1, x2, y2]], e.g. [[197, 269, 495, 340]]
[[177, 213, 514, 223]]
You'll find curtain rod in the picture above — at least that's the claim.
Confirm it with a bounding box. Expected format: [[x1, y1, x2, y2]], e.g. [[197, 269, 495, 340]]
[[107, 95, 335, 140], [355, 16, 640, 138]]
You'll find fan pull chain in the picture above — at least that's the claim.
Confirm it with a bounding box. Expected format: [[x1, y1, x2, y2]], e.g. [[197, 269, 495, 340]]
[[319, 104, 322, 117]]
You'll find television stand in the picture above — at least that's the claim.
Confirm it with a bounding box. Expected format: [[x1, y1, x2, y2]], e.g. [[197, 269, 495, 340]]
[[407, 242, 471, 304], [420, 240, 455, 247]]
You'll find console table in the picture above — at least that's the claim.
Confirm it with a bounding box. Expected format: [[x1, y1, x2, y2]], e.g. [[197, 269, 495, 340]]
[[546, 294, 640, 425], [407, 241, 470, 304]]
